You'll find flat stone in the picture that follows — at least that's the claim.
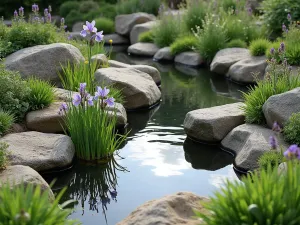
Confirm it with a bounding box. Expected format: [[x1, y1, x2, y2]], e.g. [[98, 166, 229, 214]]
[[263, 88, 300, 128], [1, 132, 75, 172], [116, 192, 209, 225], [210, 48, 251, 75], [174, 52, 204, 67], [128, 43, 159, 57], [184, 103, 245, 142], [154, 47, 174, 61], [5, 43, 84, 84], [130, 21, 157, 44], [221, 124, 288, 171], [104, 33, 130, 45], [227, 56, 267, 84], [115, 13, 156, 36], [91, 54, 108, 68], [95, 67, 161, 110]]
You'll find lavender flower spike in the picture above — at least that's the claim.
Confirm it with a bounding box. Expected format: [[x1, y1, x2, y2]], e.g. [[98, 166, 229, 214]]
[[95, 31, 104, 42], [19, 7, 24, 16], [79, 83, 87, 95], [72, 94, 82, 106], [95, 86, 110, 98], [269, 136, 278, 149], [272, 121, 281, 133], [270, 47, 275, 55], [105, 97, 115, 107], [287, 13, 292, 21], [80, 20, 97, 37], [14, 10, 18, 18]]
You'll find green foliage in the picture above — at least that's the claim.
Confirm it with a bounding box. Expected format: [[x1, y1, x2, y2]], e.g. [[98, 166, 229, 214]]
[[184, 0, 208, 32], [0, 19, 8, 40], [94, 17, 114, 34], [65, 10, 83, 29], [26, 78, 54, 111], [59, 1, 81, 18], [79, 1, 100, 14], [116, 0, 161, 15], [170, 35, 198, 55], [0, 64, 30, 120], [266, 41, 281, 60], [83, 4, 117, 20], [249, 39, 271, 56], [258, 151, 283, 171], [0, 142, 8, 169], [194, 14, 227, 62], [0, 182, 79, 225], [0, 111, 14, 137], [284, 23, 300, 65], [138, 30, 155, 43], [226, 39, 247, 48], [196, 162, 300, 225], [284, 113, 300, 145]]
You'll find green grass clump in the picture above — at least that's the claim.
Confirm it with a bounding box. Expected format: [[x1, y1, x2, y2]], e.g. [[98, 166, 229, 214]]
[[0, 182, 79, 225], [138, 30, 155, 43], [26, 78, 54, 111], [170, 35, 198, 55], [94, 17, 114, 34], [0, 142, 8, 169], [226, 39, 247, 48], [196, 162, 300, 225], [249, 39, 271, 56], [184, 0, 208, 32], [59, 1, 81, 18], [258, 151, 283, 171], [0, 111, 14, 137], [284, 113, 300, 145], [116, 0, 160, 15]]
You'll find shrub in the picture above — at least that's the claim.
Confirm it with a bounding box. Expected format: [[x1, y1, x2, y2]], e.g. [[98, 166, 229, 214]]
[[0, 64, 30, 120], [249, 39, 271, 56], [84, 4, 116, 20], [0, 182, 79, 225], [79, 1, 100, 14], [59, 1, 81, 18], [65, 10, 83, 29], [0, 111, 14, 137], [116, 0, 160, 15], [226, 39, 247, 48], [196, 162, 300, 225], [284, 23, 300, 65], [0, 142, 8, 169], [170, 35, 198, 55], [184, 0, 208, 32], [284, 113, 300, 145], [0, 19, 8, 40], [26, 78, 54, 111], [194, 14, 227, 62], [94, 17, 114, 34], [258, 151, 283, 171], [138, 30, 155, 43]]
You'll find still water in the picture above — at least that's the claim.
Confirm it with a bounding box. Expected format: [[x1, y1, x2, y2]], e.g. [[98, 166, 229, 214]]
[[47, 52, 247, 225]]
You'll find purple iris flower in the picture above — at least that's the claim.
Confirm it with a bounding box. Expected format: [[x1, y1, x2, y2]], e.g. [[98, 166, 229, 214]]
[[287, 13, 292, 21], [14, 10, 18, 18], [95, 86, 110, 98], [105, 97, 115, 107], [87, 94, 94, 106], [269, 136, 278, 149], [79, 83, 87, 95], [80, 20, 97, 37], [19, 7, 24, 16], [68, 34, 73, 40], [72, 94, 82, 106], [270, 48, 275, 55], [284, 145, 300, 159], [95, 31, 104, 42], [59, 103, 68, 114], [272, 121, 281, 133]]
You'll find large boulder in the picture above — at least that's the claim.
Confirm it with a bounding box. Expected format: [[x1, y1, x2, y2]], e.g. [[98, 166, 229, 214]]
[[263, 88, 300, 128], [104, 33, 130, 45], [128, 43, 159, 57], [116, 192, 209, 225], [210, 48, 251, 75], [174, 52, 204, 67], [154, 47, 174, 61], [221, 124, 288, 171], [95, 68, 161, 110], [184, 103, 245, 142], [227, 56, 267, 84], [5, 43, 84, 84], [130, 21, 157, 44], [115, 13, 156, 36], [1, 132, 75, 172], [91, 54, 108, 68]]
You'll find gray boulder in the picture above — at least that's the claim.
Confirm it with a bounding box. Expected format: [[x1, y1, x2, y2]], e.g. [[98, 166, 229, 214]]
[[174, 52, 204, 67], [210, 48, 251, 75], [95, 68, 161, 110], [263, 88, 300, 128], [184, 103, 245, 142], [154, 47, 174, 61], [91, 54, 108, 68], [116, 192, 209, 225], [54, 88, 76, 102], [1, 132, 75, 172], [221, 124, 288, 171], [227, 56, 267, 84], [108, 60, 131, 68], [72, 22, 84, 32], [128, 43, 159, 57], [115, 13, 156, 36], [5, 43, 84, 84], [130, 21, 157, 44], [104, 33, 130, 45]]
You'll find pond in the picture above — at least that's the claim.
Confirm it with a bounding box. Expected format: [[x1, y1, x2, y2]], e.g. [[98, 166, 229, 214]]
[[45, 51, 248, 225]]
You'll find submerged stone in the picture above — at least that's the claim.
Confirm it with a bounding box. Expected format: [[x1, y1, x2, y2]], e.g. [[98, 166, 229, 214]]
[[154, 47, 174, 61]]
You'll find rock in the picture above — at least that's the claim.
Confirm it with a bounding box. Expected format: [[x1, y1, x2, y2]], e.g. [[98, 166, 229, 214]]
[[115, 13, 156, 36], [210, 48, 251, 75], [95, 68, 161, 110], [263, 88, 300, 128], [72, 22, 84, 32], [221, 124, 288, 171], [227, 56, 267, 84], [128, 43, 159, 57], [174, 52, 204, 67], [184, 103, 245, 142], [26, 102, 128, 133], [1, 132, 75, 172], [5, 43, 84, 84], [130, 21, 157, 44], [54, 88, 76, 102], [108, 60, 131, 68], [91, 54, 108, 68], [116, 192, 209, 225], [104, 33, 130, 45], [154, 47, 174, 61], [0, 165, 54, 198]]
